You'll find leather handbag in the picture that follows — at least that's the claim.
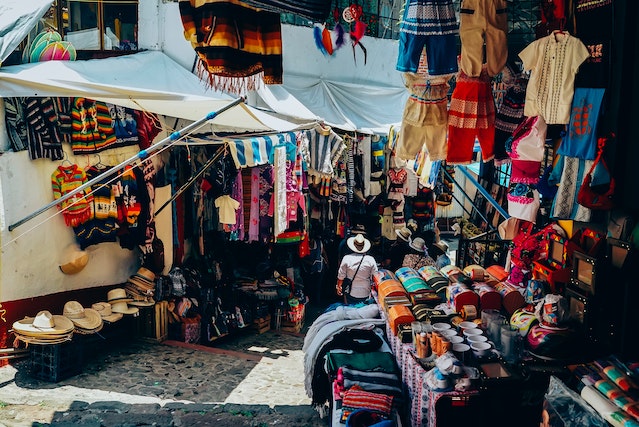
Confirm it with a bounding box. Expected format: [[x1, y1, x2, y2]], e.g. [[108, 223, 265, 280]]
[[577, 136, 615, 210]]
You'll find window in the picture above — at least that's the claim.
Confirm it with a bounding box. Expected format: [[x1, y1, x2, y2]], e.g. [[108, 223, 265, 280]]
[[46, 0, 138, 52]]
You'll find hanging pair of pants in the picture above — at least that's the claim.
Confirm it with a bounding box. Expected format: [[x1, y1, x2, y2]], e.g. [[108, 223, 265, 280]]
[[459, 0, 508, 77], [397, 77, 450, 161], [446, 70, 495, 164]]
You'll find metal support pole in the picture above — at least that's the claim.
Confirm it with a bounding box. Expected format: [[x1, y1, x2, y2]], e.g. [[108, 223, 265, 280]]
[[456, 165, 510, 220], [442, 168, 494, 228], [8, 98, 244, 231]]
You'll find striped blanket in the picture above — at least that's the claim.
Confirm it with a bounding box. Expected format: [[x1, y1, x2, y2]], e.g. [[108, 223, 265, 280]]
[[395, 267, 428, 293], [179, 0, 283, 94]]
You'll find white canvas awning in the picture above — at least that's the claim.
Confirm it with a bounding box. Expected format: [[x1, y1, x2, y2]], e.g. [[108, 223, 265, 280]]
[[0, 0, 54, 65], [258, 75, 408, 134], [0, 50, 305, 133]]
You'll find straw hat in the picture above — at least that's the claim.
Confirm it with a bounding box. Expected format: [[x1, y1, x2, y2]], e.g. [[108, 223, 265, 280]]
[[91, 302, 123, 323], [135, 267, 156, 282], [107, 288, 133, 304], [62, 301, 103, 331], [58, 244, 89, 275], [13, 310, 74, 336], [110, 300, 139, 315], [107, 288, 139, 314], [347, 233, 371, 254], [409, 237, 427, 253], [395, 226, 412, 243]]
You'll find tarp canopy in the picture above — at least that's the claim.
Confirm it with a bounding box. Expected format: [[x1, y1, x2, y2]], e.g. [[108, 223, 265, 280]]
[[0, 50, 307, 133], [0, 0, 53, 65], [258, 74, 408, 134], [253, 24, 409, 135]]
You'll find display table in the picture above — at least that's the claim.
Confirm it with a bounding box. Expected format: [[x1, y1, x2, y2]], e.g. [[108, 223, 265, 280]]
[[384, 324, 480, 427]]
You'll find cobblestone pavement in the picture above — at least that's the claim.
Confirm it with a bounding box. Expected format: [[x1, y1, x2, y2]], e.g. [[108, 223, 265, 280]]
[[0, 304, 332, 427]]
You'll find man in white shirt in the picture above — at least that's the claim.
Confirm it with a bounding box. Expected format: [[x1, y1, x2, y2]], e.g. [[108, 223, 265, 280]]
[[336, 234, 378, 305]]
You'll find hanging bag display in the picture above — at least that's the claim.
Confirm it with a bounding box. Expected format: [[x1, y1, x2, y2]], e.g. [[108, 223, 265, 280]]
[[577, 136, 615, 210]]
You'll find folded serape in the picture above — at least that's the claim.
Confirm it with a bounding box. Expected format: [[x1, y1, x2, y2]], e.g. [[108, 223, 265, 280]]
[[327, 350, 398, 375], [472, 282, 502, 311], [342, 386, 394, 417], [388, 304, 416, 334], [374, 269, 398, 286], [395, 267, 428, 293], [378, 279, 408, 302], [341, 367, 403, 396], [418, 266, 449, 293]]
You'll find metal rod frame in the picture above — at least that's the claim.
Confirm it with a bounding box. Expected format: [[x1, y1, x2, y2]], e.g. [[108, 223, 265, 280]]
[[8, 98, 244, 231]]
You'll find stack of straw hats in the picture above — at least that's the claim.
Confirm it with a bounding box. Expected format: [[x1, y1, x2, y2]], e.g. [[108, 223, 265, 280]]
[[124, 267, 156, 307], [107, 288, 139, 315], [62, 301, 103, 334], [12, 310, 74, 345], [91, 302, 123, 323]]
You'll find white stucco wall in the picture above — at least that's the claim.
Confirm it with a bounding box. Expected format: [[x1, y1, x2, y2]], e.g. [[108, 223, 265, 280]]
[[0, 148, 138, 302]]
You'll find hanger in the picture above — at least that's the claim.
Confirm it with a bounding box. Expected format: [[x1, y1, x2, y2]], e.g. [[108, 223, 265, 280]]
[[60, 150, 72, 167], [94, 153, 108, 170]]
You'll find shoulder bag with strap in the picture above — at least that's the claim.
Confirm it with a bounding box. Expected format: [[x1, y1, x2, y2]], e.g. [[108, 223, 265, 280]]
[[342, 253, 366, 295], [577, 135, 615, 210]]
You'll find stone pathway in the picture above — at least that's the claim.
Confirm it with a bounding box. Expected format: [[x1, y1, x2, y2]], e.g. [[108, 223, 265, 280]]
[[0, 305, 331, 426]]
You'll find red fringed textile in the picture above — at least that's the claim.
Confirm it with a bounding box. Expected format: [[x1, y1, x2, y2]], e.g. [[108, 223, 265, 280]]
[[179, 0, 283, 96]]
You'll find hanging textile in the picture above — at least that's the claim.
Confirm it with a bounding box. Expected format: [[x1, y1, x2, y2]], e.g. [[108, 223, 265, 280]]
[[306, 123, 345, 183], [51, 164, 93, 227], [178, 0, 283, 95], [105, 103, 141, 147], [259, 165, 274, 242], [549, 155, 593, 221], [73, 165, 118, 249], [114, 164, 149, 249], [70, 98, 117, 154], [25, 97, 64, 160], [3, 97, 29, 152], [519, 31, 590, 124], [249, 167, 261, 242], [557, 87, 606, 160], [227, 132, 296, 169], [446, 68, 496, 164], [273, 145, 288, 236]]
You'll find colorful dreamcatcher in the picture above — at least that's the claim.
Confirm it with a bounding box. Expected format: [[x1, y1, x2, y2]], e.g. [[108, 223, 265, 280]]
[[314, 3, 367, 64]]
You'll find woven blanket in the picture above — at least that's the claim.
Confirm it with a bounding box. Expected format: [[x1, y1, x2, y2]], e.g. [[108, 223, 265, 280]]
[[179, 0, 282, 94]]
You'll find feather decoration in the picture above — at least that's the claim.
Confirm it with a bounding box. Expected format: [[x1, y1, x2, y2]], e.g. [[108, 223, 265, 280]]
[[314, 25, 328, 55], [333, 23, 346, 49], [322, 26, 334, 55], [351, 20, 367, 43]]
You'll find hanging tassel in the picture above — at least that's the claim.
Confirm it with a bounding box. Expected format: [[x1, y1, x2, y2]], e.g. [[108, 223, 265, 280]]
[[322, 26, 334, 55], [314, 25, 328, 56], [334, 23, 346, 50]]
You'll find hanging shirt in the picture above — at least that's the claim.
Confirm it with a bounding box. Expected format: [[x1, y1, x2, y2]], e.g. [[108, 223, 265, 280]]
[[215, 195, 240, 225], [519, 32, 590, 124]]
